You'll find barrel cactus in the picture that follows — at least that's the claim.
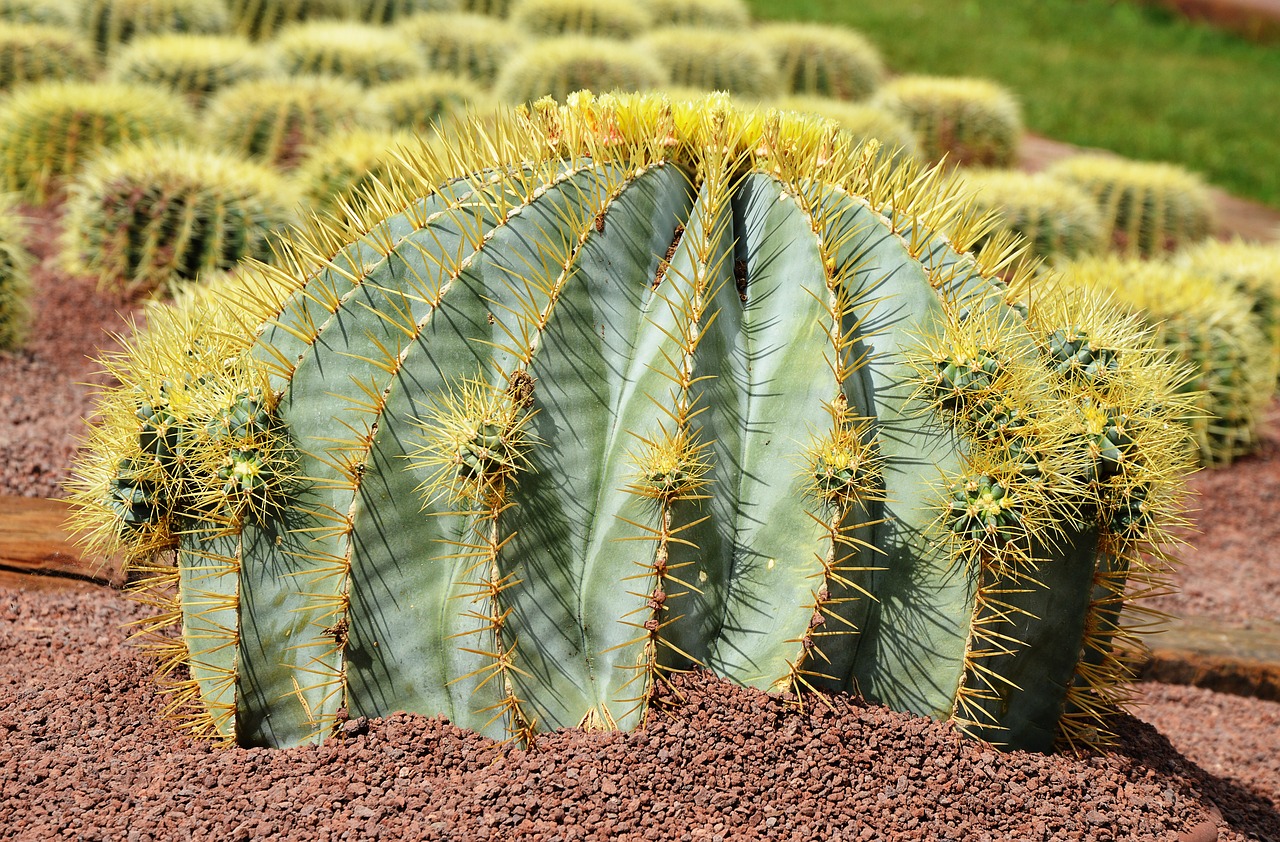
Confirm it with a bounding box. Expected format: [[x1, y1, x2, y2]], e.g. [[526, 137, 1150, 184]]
[[774, 96, 920, 167], [0, 22, 96, 91], [0, 0, 78, 27], [876, 76, 1022, 169], [59, 142, 299, 296], [355, 0, 459, 24], [227, 0, 357, 40], [70, 92, 1193, 755], [294, 128, 416, 218], [0, 192, 32, 350], [273, 20, 427, 87], [108, 34, 275, 107], [643, 0, 749, 30], [78, 0, 230, 57], [638, 26, 781, 99], [402, 12, 526, 86], [373, 73, 488, 134], [508, 0, 651, 40], [1046, 154, 1215, 258], [756, 22, 884, 102], [494, 36, 667, 105], [957, 170, 1105, 264]]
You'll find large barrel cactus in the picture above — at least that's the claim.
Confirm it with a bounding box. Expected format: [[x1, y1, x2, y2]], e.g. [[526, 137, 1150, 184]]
[[71, 92, 1192, 754]]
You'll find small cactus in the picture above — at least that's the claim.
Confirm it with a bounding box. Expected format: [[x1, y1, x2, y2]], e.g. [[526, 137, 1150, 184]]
[[0, 81, 193, 202], [957, 169, 1105, 264], [774, 95, 921, 166], [638, 26, 781, 99], [0, 0, 78, 27], [1046, 154, 1215, 258], [1061, 255, 1272, 467], [401, 11, 526, 86], [0, 22, 96, 91], [643, 0, 749, 30], [108, 33, 275, 107], [204, 76, 385, 169], [876, 75, 1022, 168], [227, 0, 357, 40], [0, 193, 32, 350], [273, 20, 427, 87], [509, 0, 652, 40], [373, 73, 488, 133], [78, 0, 231, 57], [494, 35, 667, 104], [294, 127, 416, 217], [59, 142, 298, 295], [355, 0, 459, 24], [756, 22, 884, 102], [70, 92, 1194, 755]]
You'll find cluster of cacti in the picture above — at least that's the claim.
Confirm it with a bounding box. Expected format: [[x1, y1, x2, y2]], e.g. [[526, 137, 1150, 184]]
[[774, 96, 921, 167], [108, 34, 275, 105], [59, 142, 298, 295], [294, 127, 414, 217], [639, 27, 781, 99], [373, 73, 487, 133], [1060, 255, 1271, 467], [644, 0, 748, 30], [0, 22, 96, 91], [401, 12, 526, 85], [0, 193, 32, 350], [756, 22, 884, 102], [494, 35, 666, 104], [1046, 154, 1215, 258], [203, 76, 381, 169], [69, 93, 1194, 756], [508, 0, 651, 40], [876, 76, 1022, 168], [958, 170, 1105, 264], [272, 20, 426, 86], [227, 0, 357, 40], [0, 81, 192, 202], [1175, 238, 1280, 384], [78, 0, 231, 57], [355, 0, 459, 24], [0, 0, 78, 27]]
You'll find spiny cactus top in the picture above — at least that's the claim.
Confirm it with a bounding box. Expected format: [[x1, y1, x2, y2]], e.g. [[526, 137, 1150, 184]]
[[70, 92, 1193, 754]]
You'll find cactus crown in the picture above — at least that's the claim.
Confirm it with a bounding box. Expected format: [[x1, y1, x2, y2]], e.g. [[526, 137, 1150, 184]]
[[495, 35, 668, 104], [71, 92, 1192, 755], [756, 22, 885, 102]]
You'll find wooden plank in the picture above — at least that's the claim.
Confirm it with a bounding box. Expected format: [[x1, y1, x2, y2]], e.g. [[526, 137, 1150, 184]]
[[0, 496, 124, 587]]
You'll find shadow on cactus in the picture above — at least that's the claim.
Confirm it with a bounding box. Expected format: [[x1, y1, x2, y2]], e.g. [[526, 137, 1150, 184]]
[[69, 92, 1194, 754]]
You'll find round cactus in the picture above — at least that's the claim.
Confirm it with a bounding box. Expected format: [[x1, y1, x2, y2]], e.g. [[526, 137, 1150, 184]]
[[638, 26, 781, 99], [1060, 255, 1271, 468], [774, 95, 921, 167], [459, 0, 513, 15], [0, 81, 193, 202], [0, 22, 96, 91], [78, 0, 230, 57], [644, 0, 748, 30], [509, 0, 651, 40], [59, 142, 299, 296], [1175, 238, 1280, 385], [108, 33, 275, 107], [1045, 154, 1215, 258], [70, 92, 1194, 755], [401, 11, 526, 86], [0, 0, 78, 27], [373, 73, 488, 133], [0, 193, 32, 350], [494, 36, 667, 104], [876, 75, 1022, 169], [294, 128, 417, 218], [227, 0, 357, 40], [355, 0, 459, 24], [204, 76, 385, 170], [957, 170, 1105, 264], [273, 20, 427, 87], [756, 22, 884, 102]]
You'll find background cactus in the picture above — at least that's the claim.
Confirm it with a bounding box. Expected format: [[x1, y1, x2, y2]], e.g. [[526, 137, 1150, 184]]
[[638, 26, 781, 99], [203, 76, 383, 169], [0, 81, 193, 202], [876, 75, 1022, 168], [643, 0, 749, 30], [1060, 255, 1271, 467], [508, 0, 651, 40], [294, 127, 415, 218], [59, 142, 298, 296], [1046, 154, 1215, 258], [108, 33, 275, 106], [355, 0, 459, 24], [494, 36, 667, 104], [459, 0, 513, 15], [0, 0, 78, 27], [227, 0, 357, 40], [756, 22, 884, 102], [0, 193, 32, 350], [957, 169, 1105, 264], [0, 22, 97, 91], [401, 12, 526, 86], [78, 0, 231, 57], [774, 95, 921, 167], [373, 73, 488, 133], [273, 20, 427, 87], [70, 93, 1193, 756]]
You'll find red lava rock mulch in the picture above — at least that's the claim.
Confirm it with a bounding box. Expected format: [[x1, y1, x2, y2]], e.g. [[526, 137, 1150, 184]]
[[3, 582, 1279, 842]]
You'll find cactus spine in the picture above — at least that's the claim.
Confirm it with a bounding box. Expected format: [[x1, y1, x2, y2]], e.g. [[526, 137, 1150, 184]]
[[0, 193, 32, 350], [70, 92, 1193, 754], [774, 96, 921, 167]]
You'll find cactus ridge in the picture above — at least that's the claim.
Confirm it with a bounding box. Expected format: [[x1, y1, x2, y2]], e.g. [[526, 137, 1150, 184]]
[[70, 92, 1194, 753]]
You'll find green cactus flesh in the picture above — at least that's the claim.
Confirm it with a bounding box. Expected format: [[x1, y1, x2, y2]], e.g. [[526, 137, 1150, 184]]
[[71, 93, 1193, 753]]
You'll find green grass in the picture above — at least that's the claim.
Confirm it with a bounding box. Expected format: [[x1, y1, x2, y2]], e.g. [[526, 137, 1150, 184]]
[[745, 0, 1280, 209]]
